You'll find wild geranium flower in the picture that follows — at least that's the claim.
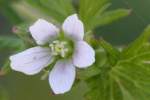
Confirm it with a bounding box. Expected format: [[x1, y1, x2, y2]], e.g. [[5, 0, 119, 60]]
[[9, 14, 95, 94]]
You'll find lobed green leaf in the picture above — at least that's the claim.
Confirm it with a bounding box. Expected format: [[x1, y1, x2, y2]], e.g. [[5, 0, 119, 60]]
[[84, 26, 150, 100]]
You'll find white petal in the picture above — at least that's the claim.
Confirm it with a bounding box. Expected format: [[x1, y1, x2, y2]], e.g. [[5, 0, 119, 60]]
[[49, 60, 75, 94], [10, 46, 53, 75], [29, 19, 59, 45], [62, 14, 84, 40], [73, 41, 95, 68]]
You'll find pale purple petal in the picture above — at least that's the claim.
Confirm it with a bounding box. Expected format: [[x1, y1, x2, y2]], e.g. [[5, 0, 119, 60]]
[[62, 14, 84, 40], [10, 46, 53, 75], [29, 19, 59, 45], [73, 41, 95, 68], [49, 60, 75, 94]]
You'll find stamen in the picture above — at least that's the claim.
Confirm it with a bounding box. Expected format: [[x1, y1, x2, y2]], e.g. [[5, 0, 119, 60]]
[[49, 40, 69, 58]]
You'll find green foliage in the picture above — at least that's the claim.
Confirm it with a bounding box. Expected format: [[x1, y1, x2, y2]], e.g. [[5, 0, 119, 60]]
[[25, 0, 75, 23], [82, 25, 150, 100], [0, 0, 22, 24], [99, 39, 121, 65], [79, 0, 130, 31], [77, 66, 101, 80], [0, 36, 25, 51], [9, 0, 129, 30], [91, 9, 130, 29], [79, 0, 109, 24], [122, 25, 150, 59]]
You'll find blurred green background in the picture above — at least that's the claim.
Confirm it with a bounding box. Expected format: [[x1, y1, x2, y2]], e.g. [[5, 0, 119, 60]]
[[0, 0, 150, 100]]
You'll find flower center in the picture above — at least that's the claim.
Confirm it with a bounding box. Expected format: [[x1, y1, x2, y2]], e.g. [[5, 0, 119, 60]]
[[49, 40, 69, 58]]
